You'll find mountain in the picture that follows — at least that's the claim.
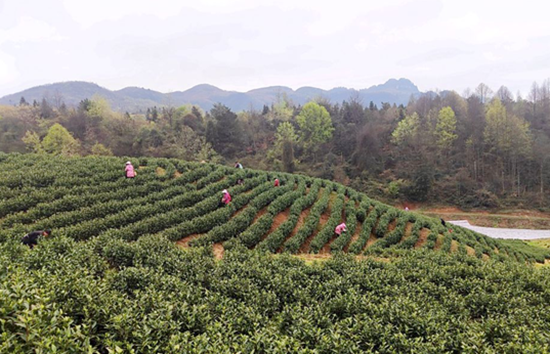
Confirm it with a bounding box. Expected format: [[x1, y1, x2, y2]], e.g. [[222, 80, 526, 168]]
[[0, 78, 421, 113]]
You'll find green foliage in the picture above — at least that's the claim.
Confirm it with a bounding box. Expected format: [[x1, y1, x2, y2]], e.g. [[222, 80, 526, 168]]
[[0, 153, 549, 351], [435, 106, 458, 152], [42, 123, 81, 156], [296, 101, 334, 154], [391, 112, 420, 146], [91, 142, 113, 156]]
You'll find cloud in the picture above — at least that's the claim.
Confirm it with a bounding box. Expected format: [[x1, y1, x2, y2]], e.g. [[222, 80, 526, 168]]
[[0, 16, 65, 44]]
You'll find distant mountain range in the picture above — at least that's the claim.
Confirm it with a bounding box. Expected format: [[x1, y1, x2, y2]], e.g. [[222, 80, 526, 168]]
[[0, 78, 421, 113]]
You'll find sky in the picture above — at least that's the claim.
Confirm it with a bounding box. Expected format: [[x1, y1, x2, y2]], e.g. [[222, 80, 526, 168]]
[[0, 0, 549, 98]]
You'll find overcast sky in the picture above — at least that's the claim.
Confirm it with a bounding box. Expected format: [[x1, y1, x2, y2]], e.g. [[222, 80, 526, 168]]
[[1, 0, 549, 98]]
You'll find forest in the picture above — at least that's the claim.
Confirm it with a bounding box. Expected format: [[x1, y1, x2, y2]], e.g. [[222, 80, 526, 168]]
[[1, 80, 549, 209]]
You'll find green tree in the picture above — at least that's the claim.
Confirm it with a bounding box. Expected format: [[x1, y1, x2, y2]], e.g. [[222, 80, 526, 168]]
[[296, 101, 334, 155], [91, 142, 113, 156], [209, 104, 241, 157], [435, 107, 458, 153], [391, 112, 420, 147], [22, 131, 44, 153], [484, 99, 532, 194], [42, 123, 81, 156]]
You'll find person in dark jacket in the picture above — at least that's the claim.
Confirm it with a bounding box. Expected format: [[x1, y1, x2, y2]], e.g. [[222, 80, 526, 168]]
[[21, 229, 51, 249]]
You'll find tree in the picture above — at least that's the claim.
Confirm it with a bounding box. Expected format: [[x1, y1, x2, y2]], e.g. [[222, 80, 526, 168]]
[[296, 101, 334, 155], [91, 142, 113, 156], [475, 83, 493, 104], [22, 131, 44, 153], [209, 103, 241, 157], [484, 99, 532, 194], [269, 93, 294, 121], [435, 107, 458, 153], [19, 97, 28, 106], [391, 112, 420, 147], [42, 123, 81, 156], [273, 122, 298, 172], [40, 98, 54, 119]]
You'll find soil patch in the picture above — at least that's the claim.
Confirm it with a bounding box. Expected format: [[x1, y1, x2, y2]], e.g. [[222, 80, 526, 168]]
[[414, 228, 430, 248], [387, 219, 397, 233], [252, 207, 269, 224], [176, 233, 202, 248], [344, 222, 363, 252], [267, 208, 290, 237], [213, 243, 224, 260], [320, 234, 339, 254], [156, 167, 166, 176], [450, 240, 459, 253], [279, 206, 312, 252], [394, 222, 413, 245], [434, 235, 444, 250], [364, 232, 378, 251], [299, 193, 335, 254], [299, 211, 330, 253]]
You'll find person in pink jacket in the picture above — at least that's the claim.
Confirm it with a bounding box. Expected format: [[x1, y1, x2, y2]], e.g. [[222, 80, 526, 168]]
[[335, 223, 347, 236], [125, 161, 136, 178], [221, 189, 231, 206]]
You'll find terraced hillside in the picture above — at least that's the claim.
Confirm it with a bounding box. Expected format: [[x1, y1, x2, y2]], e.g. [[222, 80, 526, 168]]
[[0, 153, 547, 263]]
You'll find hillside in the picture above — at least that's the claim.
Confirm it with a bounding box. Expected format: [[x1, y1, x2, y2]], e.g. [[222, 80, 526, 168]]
[[0, 78, 420, 112], [0, 153, 546, 263], [1, 153, 550, 352]]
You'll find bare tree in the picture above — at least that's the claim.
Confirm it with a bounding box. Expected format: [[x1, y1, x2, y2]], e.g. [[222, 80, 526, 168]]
[[475, 83, 493, 104]]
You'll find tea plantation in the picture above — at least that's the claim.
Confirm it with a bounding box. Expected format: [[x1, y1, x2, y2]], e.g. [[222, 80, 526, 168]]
[[1, 153, 550, 352]]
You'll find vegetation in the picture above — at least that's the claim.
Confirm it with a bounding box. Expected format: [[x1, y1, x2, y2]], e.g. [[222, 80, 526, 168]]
[[2, 79, 550, 209], [1, 153, 550, 352]]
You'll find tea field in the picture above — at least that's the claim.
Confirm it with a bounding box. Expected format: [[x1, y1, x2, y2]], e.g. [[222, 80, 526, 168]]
[[1, 153, 550, 352]]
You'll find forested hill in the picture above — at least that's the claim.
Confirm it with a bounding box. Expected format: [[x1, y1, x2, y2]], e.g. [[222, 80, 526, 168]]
[[0, 78, 420, 112]]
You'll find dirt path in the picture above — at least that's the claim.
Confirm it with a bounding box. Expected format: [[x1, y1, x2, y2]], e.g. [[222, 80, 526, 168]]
[[252, 207, 269, 224], [344, 222, 362, 252], [278, 206, 312, 252], [266, 208, 291, 237], [394, 222, 413, 245], [176, 233, 202, 248], [414, 228, 430, 248], [299, 194, 335, 254]]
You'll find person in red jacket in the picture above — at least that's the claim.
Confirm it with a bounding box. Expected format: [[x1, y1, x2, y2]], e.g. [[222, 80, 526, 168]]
[[334, 223, 347, 237], [125, 161, 136, 178], [221, 189, 232, 206], [274, 178, 280, 187]]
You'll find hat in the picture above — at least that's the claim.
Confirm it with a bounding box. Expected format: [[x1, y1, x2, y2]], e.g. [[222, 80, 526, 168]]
[[126, 161, 131, 165], [222, 189, 228, 194]]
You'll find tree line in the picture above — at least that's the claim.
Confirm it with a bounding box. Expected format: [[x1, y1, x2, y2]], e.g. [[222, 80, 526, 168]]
[[1, 80, 549, 208]]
